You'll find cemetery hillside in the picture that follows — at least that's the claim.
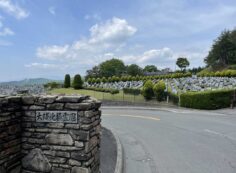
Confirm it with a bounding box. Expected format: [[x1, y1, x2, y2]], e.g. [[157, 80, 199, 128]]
[[47, 29, 236, 109], [1, 28, 236, 110]]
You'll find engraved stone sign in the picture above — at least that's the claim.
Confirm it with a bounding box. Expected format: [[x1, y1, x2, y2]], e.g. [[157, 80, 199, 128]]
[[36, 111, 78, 123]]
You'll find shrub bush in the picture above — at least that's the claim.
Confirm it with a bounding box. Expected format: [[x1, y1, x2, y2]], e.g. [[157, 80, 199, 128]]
[[73, 74, 83, 89], [123, 88, 141, 95], [141, 80, 154, 100], [180, 89, 234, 109], [85, 87, 119, 94], [44, 82, 62, 89], [153, 80, 166, 101]]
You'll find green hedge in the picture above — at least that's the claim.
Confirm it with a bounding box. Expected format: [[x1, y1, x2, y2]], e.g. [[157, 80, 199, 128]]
[[123, 88, 141, 95], [168, 92, 179, 105], [85, 87, 119, 94], [86, 72, 192, 84], [180, 89, 234, 109], [197, 69, 236, 77]]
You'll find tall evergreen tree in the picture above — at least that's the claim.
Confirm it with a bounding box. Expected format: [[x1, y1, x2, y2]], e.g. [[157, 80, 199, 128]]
[[64, 74, 71, 88], [205, 29, 236, 69]]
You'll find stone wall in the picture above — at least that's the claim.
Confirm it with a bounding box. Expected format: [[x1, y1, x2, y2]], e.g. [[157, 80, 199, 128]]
[[0, 95, 102, 173], [0, 96, 22, 173]]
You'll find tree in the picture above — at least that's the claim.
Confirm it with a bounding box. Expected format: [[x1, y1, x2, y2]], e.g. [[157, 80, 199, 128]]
[[64, 74, 71, 88], [73, 74, 83, 89], [141, 80, 154, 100], [204, 29, 236, 69], [176, 57, 190, 72], [85, 66, 101, 80], [100, 58, 126, 77], [143, 65, 158, 72], [153, 80, 166, 101], [127, 64, 143, 76]]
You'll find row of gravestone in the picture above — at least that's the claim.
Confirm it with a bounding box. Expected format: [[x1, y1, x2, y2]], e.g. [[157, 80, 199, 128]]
[[170, 77, 236, 93], [85, 77, 236, 93]]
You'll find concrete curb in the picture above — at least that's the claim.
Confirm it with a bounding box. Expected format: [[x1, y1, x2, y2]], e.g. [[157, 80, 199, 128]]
[[109, 128, 124, 173]]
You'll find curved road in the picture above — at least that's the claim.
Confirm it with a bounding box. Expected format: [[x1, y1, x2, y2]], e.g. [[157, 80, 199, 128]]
[[101, 107, 236, 173]]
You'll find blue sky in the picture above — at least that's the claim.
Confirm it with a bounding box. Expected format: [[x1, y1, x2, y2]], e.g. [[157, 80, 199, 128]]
[[0, 0, 236, 81]]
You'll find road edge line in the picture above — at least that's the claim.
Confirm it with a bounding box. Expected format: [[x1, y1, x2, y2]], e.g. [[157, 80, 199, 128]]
[[106, 127, 124, 173]]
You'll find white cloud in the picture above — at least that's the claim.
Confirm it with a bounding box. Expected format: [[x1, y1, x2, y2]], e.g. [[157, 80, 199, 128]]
[[0, 27, 14, 36], [36, 17, 137, 63], [120, 48, 173, 64], [48, 6, 56, 15], [119, 48, 175, 68], [0, 0, 29, 19], [89, 17, 137, 45], [25, 63, 63, 69], [36, 45, 69, 60]]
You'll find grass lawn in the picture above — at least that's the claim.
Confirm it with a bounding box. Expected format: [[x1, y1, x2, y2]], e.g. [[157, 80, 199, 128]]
[[49, 88, 148, 103]]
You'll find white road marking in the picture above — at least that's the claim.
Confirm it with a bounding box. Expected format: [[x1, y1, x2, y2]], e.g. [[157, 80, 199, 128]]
[[204, 129, 236, 141], [103, 113, 160, 121]]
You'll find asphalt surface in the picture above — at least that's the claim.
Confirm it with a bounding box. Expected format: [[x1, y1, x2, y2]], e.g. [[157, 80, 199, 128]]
[[101, 107, 236, 173], [100, 127, 117, 173]]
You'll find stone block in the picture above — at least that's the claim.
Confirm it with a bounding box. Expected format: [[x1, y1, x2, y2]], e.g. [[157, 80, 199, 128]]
[[22, 96, 35, 104], [75, 141, 84, 148], [29, 105, 45, 110], [47, 103, 64, 110], [51, 167, 70, 173], [65, 103, 91, 110], [69, 130, 89, 141], [45, 133, 74, 146], [22, 148, 51, 172], [56, 96, 83, 103], [47, 123, 64, 128], [71, 152, 90, 161], [47, 156, 67, 164], [71, 167, 90, 173], [38, 96, 57, 104], [68, 159, 81, 166]]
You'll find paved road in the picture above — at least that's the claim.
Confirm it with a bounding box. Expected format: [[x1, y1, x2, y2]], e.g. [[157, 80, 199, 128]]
[[101, 107, 236, 173]]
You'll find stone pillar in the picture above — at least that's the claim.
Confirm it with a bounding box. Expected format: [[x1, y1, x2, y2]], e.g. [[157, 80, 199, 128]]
[[0, 95, 102, 173]]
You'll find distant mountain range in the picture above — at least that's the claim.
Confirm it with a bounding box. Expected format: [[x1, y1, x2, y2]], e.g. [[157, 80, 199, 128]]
[[0, 78, 62, 86]]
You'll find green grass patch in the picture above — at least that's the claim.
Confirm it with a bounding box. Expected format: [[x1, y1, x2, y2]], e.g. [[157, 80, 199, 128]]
[[49, 88, 146, 102]]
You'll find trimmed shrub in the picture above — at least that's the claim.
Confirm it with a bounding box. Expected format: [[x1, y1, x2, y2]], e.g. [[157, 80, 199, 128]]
[[108, 77, 112, 83], [123, 88, 141, 95], [85, 87, 119, 94], [153, 80, 166, 101], [180, 89, 234, 109], [101, 77, 107, 83], [141, 80, 154, 100], [44, 82, 62, 89], [73, 74, 83, 89], [64, 74, 71, 88], [197, 70, 236, 77], [95, 78, 101, 83]]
